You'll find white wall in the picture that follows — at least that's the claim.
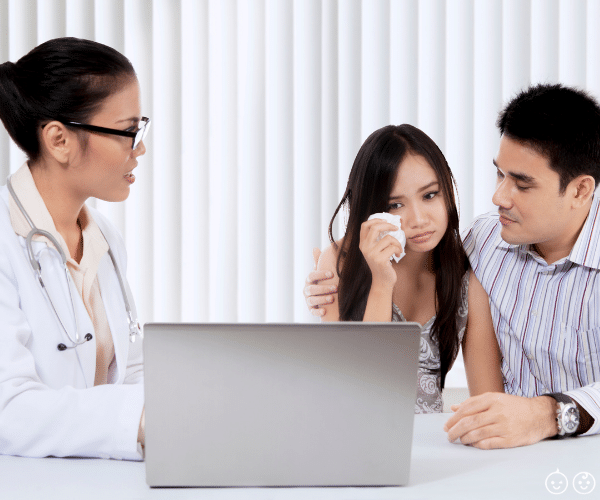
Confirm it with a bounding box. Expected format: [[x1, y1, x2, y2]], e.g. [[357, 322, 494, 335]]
[[1, 0, 599, 387]]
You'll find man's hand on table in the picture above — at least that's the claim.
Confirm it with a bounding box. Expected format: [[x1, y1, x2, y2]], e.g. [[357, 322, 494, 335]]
[[304, 248, 337, 318], [443, 393, 557, 449]]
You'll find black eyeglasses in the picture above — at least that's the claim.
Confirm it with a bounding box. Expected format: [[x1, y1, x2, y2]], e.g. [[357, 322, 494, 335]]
[[64, 117, 151, 150]]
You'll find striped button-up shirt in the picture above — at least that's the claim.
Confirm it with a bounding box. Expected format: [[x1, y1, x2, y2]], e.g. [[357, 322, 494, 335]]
[[463, 194, 600, 436]]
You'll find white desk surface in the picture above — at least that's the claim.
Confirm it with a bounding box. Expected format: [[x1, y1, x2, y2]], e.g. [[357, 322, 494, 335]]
[[2, 414, 598, 500]]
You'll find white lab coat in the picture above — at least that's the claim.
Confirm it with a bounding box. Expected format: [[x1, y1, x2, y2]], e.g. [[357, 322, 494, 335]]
[[0, 185, 144, 460]]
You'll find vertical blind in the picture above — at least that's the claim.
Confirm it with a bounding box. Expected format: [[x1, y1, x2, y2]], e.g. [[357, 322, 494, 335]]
[[1, 1, 599, 384]]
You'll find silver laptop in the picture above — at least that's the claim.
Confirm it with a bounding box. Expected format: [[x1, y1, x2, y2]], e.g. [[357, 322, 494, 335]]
[[143, 322, 421, 487]]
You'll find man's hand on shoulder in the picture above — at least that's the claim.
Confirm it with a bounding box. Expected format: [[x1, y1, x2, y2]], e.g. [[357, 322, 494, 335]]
[[443, 393, 557, 449], [304, 247, 338, 317]]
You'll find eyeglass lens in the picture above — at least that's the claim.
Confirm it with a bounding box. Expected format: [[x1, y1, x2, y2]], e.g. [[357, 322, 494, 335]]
[[133, 119, 150, 150]]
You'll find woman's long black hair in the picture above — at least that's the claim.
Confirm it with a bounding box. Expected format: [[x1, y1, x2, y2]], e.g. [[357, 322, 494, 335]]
[[328, 124, 469, 390]]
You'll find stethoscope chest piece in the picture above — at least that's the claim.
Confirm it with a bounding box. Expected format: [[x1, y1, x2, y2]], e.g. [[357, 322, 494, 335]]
[[57, 333, 93, 351], [129, 322, 143, 343]]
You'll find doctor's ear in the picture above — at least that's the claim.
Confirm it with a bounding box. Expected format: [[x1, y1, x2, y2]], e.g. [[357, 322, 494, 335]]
[[38, 121, 81, 164]]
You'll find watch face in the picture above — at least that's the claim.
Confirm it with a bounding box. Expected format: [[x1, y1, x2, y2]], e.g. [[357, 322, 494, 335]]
[[562, 406, 580, 433]]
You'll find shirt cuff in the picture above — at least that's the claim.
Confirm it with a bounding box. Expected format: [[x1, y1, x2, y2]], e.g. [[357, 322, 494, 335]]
[[565, 388, 600, 436]]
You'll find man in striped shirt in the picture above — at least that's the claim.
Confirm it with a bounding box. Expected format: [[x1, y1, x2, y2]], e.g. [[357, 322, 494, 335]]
[[305, 83, 600, 449], [442, 84, 599, 448]]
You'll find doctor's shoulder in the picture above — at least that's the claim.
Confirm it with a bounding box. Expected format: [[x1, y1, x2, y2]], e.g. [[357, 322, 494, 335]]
[[0, 186, 24, 260]]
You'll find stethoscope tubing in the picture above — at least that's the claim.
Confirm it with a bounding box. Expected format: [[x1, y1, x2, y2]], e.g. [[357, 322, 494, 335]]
[[6, 176, 142, 349]]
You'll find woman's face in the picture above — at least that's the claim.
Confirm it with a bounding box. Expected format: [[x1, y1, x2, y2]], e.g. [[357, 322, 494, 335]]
[[70, 78, 146, 202], [387, 153, 449, 254]]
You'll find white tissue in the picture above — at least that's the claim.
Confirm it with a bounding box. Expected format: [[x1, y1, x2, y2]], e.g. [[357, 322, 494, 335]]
[[367, 212, 406, 263]]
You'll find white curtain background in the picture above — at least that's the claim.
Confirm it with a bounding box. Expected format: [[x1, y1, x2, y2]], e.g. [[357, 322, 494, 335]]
[[2, 0, 600, 387]]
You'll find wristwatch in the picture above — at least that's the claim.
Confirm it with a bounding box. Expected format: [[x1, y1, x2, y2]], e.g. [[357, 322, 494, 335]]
[[546, 393, 580, 438]]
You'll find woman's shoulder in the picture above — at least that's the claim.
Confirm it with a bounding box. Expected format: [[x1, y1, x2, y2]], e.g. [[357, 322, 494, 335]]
[[315, 240, 343, 321], [316, 239, 344, 280], [466, 269, 490, 309]]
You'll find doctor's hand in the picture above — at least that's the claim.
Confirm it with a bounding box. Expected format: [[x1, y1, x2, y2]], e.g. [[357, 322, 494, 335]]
[[138, 407, 146, 449], [443, 393, 557, 449], [359, 219, 402, 290], [304, 248, 337, 317]]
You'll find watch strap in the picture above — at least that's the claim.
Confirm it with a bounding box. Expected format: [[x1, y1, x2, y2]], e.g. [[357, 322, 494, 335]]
[[545, 392, 578, 438], [572, 399, 595, 436], [546, 392, 572, 405]]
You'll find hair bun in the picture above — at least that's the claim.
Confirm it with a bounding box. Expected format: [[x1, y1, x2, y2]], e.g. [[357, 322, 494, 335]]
[[0, 61, 23, 99], [0, 60, 18, 77]]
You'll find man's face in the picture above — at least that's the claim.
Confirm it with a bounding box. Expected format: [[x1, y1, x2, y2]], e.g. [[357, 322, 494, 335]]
[[492, 135, 571, 248]]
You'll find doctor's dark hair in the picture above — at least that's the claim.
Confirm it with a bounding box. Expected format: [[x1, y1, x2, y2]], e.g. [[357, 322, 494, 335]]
[[0, 37, 136, 162], [328, 124, 469, 391], [497, 83, 600, 193]]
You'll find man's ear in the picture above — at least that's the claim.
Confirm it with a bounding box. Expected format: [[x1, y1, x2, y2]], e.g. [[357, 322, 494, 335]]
[[569, 175, 595, 208], [39, 121, 77, 164]]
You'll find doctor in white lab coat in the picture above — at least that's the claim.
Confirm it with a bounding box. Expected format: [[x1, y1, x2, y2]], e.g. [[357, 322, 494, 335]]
[[0, 38, 149, 460]]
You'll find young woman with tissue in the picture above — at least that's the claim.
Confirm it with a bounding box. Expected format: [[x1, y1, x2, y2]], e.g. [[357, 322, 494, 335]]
[[316, 124, 504, 413]]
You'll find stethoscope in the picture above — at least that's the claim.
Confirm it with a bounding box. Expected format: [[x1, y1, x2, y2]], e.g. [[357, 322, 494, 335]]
[[7, 177, 142, 351]]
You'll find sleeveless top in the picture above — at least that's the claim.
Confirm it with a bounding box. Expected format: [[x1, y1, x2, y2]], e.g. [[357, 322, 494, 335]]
[[392, 272, 470, 413]]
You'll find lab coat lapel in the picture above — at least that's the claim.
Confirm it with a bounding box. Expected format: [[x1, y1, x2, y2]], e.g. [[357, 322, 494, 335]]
[[97, 254, 128, 383]]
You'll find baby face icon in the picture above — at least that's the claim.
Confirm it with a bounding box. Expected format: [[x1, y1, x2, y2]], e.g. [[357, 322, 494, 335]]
[[545, 469, 568, 495], [573, 472, 596, 495]]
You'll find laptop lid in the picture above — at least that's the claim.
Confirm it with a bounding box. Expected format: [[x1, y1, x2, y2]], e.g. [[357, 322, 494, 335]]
[[143, 322, 421, 487]]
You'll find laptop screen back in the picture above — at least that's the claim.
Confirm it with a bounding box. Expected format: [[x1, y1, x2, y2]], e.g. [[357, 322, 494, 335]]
[[144, 322, 421, 487]]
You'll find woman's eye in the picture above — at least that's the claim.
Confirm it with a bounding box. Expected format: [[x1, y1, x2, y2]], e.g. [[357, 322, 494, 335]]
[[496, 169, 504, 179], [516, 185, 530, 192], [424, 191, 439, 200], [388, 203, 403, 210], [124, 122, 140, 133]]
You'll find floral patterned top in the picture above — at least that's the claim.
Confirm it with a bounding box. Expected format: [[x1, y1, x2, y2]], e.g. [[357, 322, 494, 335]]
[[392, 272, 470, 413]]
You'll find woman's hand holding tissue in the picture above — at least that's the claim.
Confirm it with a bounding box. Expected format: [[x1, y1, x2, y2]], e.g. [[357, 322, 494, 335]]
[[359, 217, 404, 290]]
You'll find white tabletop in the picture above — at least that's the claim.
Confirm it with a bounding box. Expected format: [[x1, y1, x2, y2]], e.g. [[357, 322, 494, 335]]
[[2, 414, 598, 500]]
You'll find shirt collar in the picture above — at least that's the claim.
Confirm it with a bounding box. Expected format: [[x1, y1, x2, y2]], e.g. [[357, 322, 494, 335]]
[[9, 163, 60, 241], [568, 190, 600, 270], [8, 162, 108, 268]]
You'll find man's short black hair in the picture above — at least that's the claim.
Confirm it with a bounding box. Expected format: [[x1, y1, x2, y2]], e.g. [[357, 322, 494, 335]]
[[497, 83, 600, 193]]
